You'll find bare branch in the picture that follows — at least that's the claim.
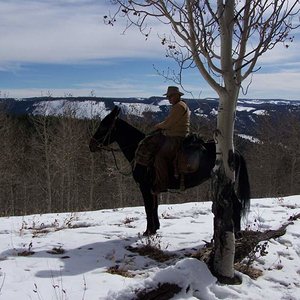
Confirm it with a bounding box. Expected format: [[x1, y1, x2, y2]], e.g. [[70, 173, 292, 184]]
[[106, 0, 300, 95]]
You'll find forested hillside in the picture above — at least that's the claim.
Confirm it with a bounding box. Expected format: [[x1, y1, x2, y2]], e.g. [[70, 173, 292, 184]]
[[0, 104, 300, 217]]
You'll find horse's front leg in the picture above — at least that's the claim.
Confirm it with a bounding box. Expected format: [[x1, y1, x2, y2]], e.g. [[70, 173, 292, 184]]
[[140, 186, 160, 235], [133, 165, 160, 235], [152, 194, 160, 232]]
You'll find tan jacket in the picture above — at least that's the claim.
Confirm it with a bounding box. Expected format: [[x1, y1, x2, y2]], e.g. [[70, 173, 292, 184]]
[[156, 101, 190, 137]]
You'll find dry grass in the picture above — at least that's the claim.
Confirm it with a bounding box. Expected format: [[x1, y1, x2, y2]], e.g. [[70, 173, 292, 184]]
[[127, 244, 177, 263], [107, 265, 136, 278], [235, 263, 263, 280]]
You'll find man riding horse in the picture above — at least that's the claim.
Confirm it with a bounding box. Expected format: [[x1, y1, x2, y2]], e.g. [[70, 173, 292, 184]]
[[89, 96, 250, 235], [135, 86, 190, 195]]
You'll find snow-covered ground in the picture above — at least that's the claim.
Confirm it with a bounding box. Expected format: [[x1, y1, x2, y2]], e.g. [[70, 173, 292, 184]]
[[0, 196, 300, 299]]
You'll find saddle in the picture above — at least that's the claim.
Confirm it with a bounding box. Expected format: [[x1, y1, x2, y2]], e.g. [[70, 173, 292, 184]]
[[174, 134, 206, 177], [135, 131, 206, 177]]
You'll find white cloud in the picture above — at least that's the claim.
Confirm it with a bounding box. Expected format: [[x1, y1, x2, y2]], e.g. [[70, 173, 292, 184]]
[[256, 37, 300, 67], [244, 71, 300, 100], [3, 70, 300, 100], [240, 38, 300, 100], [5, 67, 300, 100], [2, 81, 166, 99], [1, 0, 300, 100], [0, 0, 165, 68]]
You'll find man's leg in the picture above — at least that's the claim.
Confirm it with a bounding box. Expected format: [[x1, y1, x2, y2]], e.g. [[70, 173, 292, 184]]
[[153, 138, 178, 194]]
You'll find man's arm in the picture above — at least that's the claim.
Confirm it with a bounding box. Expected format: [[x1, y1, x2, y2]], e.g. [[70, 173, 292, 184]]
[[155, 103, 186, 130]]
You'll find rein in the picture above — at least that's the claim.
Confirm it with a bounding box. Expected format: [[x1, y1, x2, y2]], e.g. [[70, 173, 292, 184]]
[[92, 116, 137, 176], [93, 144, 133, 176], [110, 147, 134, 176]]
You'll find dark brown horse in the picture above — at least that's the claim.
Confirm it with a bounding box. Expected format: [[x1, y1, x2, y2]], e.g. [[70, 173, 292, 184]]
[[89, 106, 250, 235]]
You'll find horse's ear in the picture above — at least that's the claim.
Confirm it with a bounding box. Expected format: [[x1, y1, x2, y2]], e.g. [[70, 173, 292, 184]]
[[112, 106, 121, 117]]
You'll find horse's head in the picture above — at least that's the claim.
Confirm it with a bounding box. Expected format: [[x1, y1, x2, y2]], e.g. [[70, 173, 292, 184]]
[[89, 106, 121, 152]]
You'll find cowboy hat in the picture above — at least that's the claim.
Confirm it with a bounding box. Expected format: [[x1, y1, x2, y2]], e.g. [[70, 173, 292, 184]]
[[163, 86, 184, 96]]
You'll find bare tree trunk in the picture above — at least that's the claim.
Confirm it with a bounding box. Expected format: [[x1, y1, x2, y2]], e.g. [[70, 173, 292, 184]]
[[31, 113, 54, 212], [212, 91, 237, 280], [88, 154, 96, 210], [290, 156, 298, 195], [44, 121, 53, 212]]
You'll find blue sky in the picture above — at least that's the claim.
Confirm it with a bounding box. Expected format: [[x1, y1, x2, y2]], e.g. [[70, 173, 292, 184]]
[[1, 0, 300, 100]]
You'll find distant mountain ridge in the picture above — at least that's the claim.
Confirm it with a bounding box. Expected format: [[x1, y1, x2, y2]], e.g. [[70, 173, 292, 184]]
[[1, 96, 300, 137]]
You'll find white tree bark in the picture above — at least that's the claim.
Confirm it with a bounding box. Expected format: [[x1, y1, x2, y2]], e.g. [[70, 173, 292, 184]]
[[212, 91, 238, 279], [210, 1, 239, 279]]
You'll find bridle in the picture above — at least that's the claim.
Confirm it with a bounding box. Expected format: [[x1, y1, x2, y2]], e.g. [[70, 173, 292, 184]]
[[91, 114, 119, 152], [91, 116, 133, 176]]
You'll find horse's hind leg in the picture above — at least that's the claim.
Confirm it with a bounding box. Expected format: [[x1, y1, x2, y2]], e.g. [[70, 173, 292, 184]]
[[232, 193, 242, 234]]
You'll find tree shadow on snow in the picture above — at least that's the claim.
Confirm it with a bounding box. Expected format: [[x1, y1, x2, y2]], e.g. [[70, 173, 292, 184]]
[[1, 236, 140, 278]]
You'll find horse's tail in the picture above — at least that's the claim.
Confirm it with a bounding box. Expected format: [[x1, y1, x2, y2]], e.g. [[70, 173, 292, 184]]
[[235, 153, 251, 216]]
